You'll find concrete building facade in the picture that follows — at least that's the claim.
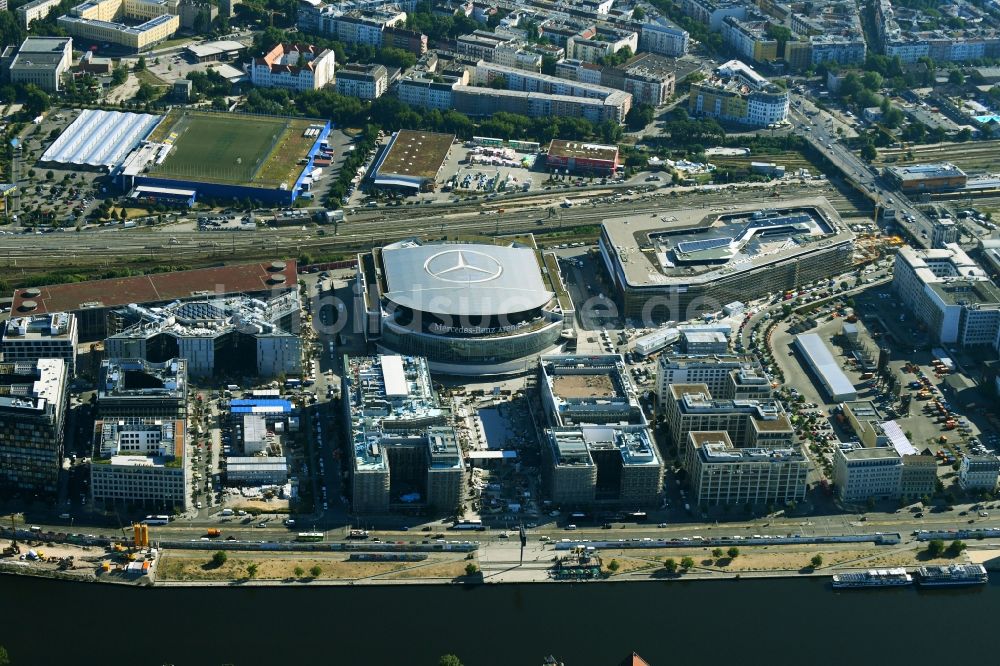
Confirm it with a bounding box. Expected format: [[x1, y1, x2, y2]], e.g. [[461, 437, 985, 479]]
[[0, 359, 67, 494], [2, 312, 78, 376]]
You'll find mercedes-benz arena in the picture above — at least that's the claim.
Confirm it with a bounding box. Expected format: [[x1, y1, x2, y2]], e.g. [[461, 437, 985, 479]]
[[357, 238, 570, 375]]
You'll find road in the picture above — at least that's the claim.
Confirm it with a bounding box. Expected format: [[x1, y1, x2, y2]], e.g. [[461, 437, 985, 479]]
[[787, 92, 935, 248]]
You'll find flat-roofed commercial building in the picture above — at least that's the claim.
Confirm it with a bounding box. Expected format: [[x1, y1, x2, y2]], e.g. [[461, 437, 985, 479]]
[[893, 243, 1000, 348], [342, 355, 463, 513], [11, 259, 297, 341], [369, 129, 455, 193], [793, 333, 857, 402], [97, 358, 187, 419], [885, 163, 967, 193], [2, 312, 78, 376], [841, 400, 885, 447], [90, 417, 188, 510], [540, 354, 644, 427], [544, 425, 663, 507], [685, 431, 807, 506], [225, 456, 288, 485], [546, 139, 619, 175], [600, 198, 854, 321], [105, 292, 301, 378], [0, 359, 67, 493], [663, 383, 793, 457], [960, 455, 1000, 491], [833, 443, 901, 502], [7, 36, 72, 91], [656, 354, 773, 402]]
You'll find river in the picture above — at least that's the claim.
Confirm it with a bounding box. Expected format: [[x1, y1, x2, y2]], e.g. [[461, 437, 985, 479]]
[[1, 575, 995, 665]]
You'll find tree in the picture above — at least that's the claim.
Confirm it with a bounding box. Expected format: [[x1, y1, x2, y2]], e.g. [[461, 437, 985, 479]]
[[112, 64, 128, 86], [810, 554, 823, 568], [134, 56, 146, 72], [727, 547, 740, 559], [309, 564, 322, 577], [246, 562, 258, 578], [625, 103, 655, 131], [607, 559, 620, 572], [211, 551, 227, 567], [0, 644, 9, 666], [541, 55, 558, 75], [632, 5, 645, 19], [294, 566, 304, 577], [712, 548, 724, 559], [860, 142, 877, 161], [948, 69, 965, 86], [193, 7, 211, 34], [439, 656, 464, 666], [680, 556, 695, 570], [663, 558, 678, 573], [947, 540, 967, 556], [465, 562, 479, 576], [927, 539, 945, 557], [24, 86, 50, 117]]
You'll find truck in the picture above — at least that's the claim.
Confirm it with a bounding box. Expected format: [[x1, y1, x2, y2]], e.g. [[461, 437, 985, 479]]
[[311, 167, 324, 180], [206, 528, 222, 537], [219, 508, 234, 517]]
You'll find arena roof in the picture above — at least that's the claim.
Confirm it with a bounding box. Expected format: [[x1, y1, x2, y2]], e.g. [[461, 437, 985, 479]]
[[40, 109, 161, 170], [380, 242, 552, 317], [11, 259, 297, 315]]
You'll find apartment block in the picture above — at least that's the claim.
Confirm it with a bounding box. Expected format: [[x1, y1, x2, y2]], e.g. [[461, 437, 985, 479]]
[[557, 53, 676, 107], [689, 59, 789, 127], [721, 15, 779, 64], [17, 0, 64, 28], [0, 359, 67, 493], [335, 62, 388, 99], [680, 0, 746, 30], [90, 417, 188, 510], [960, 455, 1000, 492], [640, 19, 689, 57], [685, 431, 807, 506], [456, 30, 542, 71], [249, 43, 335, 91], [2, 312, 78, 376]]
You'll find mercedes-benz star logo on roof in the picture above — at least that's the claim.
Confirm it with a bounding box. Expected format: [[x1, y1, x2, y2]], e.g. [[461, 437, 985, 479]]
[[424, 249, 503, 284]]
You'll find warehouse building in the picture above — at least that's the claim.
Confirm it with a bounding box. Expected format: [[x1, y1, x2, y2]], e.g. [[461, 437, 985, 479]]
[[540, 354, 644, 427], [369, 129, 455, 193], [793, 333, 857, 402], [11, 259, 298, 341], [39, 109, 163, 172], [104, 292, 302, 378], [600, 198, 854, 320], [546, 140, 620, 176], [342, 355, 464, 514], [544, 425, 663, 507], [90, 417, 188, 510], [885, 163, 967, 194], [0, 359, 67, 494], [892, 243, 1000, 348], [685, 431, 807, 506], [1, 312, 78, 376]]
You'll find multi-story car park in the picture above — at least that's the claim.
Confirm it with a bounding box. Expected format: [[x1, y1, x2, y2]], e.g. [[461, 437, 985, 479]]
[[892, 243, 1000, 348], [599, 197, 855, 321], [1, 312, 78, 376], [0, 359, 67, 494], [341, 355, 464, 514]]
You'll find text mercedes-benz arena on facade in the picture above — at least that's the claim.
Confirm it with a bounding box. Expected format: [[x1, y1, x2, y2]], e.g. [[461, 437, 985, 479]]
[[356, 238, 574, 375]]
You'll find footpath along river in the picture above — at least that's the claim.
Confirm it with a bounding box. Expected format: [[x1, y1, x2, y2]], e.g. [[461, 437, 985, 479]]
[[0, 573, 996, 665]]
